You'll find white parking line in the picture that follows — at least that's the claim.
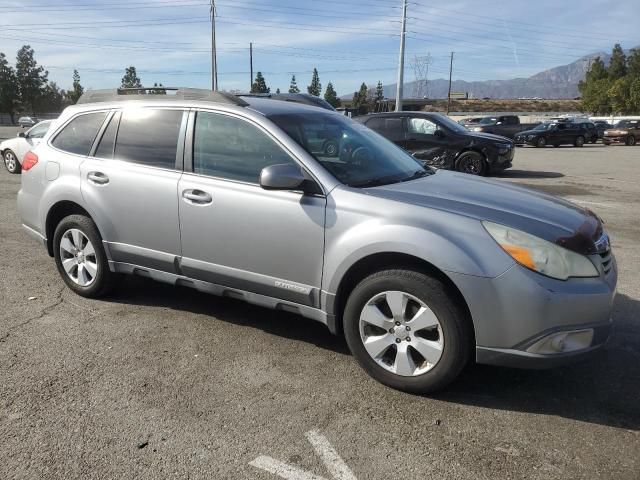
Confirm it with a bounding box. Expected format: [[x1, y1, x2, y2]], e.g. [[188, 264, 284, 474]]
[[249, 456, 329, 480], [250, 430, 357, 480], [305, 430, 357, 480]]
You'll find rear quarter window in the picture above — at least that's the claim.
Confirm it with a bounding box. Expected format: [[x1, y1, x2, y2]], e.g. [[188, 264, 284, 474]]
[[51, 112, 108, 156]]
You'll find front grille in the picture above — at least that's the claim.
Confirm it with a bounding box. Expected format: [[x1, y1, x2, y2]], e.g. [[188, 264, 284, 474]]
[[599, 248, 613, 275]]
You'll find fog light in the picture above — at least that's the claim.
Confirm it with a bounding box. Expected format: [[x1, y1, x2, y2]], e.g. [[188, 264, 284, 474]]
[[526, 329, 594, 354]]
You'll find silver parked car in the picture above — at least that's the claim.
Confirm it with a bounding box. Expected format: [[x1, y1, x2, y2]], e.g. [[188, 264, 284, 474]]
[[18, 116, 39, 128], [17, 88, 617, 393], [1, 120, 53, 173]]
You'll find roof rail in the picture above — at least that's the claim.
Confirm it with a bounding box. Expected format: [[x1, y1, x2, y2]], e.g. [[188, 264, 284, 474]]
[[77, 87, 249, 107]]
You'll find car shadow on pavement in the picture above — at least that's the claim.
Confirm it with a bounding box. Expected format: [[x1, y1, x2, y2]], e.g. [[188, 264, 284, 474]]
[[107, 278, 639, 429], [107, 276, 351, 356], [494, 170, 564, 179], [437, 293, 640, 430]]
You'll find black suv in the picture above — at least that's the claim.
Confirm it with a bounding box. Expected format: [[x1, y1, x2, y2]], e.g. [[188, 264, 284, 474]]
[[514, 122, 591, 148], [356, 112, 514, 175]]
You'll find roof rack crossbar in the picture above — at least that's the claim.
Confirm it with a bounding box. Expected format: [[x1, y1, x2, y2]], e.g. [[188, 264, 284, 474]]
[[76, 87, 249, 107]]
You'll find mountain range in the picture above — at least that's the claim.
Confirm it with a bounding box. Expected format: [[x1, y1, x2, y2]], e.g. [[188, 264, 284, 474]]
[[355, 48, 637, 100]]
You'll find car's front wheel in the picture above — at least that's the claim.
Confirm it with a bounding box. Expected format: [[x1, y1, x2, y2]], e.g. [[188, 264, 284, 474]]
[[343, 269, 472, 393], [53, 214, 117, 298], [626, 135, 636, 146], [535, 137, 546, 148], [456, 151, 486, 176], [574, 136, 585, 147], [3, 149, 21, 174]]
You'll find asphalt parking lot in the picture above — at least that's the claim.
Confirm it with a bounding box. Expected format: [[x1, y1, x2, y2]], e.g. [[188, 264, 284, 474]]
[[1, 142, 639, 479]]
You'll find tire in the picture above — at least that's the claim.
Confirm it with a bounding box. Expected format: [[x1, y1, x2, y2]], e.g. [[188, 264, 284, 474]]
[[626, 135, 636, 146], [3, 149, 21, 174], [455, 151, 486, 176], [343, 269, 473, 394], [574, 136, 585, 147], [553, 144, 560, 148], [323, 140, 338, 156], [535, 137, 546, 148], [53, 214, 116, 298]]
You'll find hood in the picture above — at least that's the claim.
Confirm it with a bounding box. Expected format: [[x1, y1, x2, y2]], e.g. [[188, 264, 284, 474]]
[[604, 129, 628, 135], [516, 129, 543, 136], [366, 170, 603, 255], [464, 131, 513, 143]]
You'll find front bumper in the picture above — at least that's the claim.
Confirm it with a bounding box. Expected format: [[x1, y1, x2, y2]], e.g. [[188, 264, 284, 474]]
[[514, 136, 537, 146], [603, 136, 626, 145], [488, 147, 514, 171], [447, 255, 617, 369]]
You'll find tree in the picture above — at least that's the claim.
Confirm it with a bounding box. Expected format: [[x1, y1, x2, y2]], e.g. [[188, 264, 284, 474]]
[[15, 45, 48, 114], [608, 76, 634, 114], [608, 44, 627, 79], [351, 82, 370, 114], [307, 68, 321, 96], [121, 66, 142, 89], [375, 81, 384, 102], [251, 71, 270, 93], [288, 74, 300, 93], [579, 57, 610, 114], [0, 52, 19, 123], [323, 82, 340, 108], [276, 88, 281, 94], [39, 82, 67, 112], [66, 69, 84, 104], [627, 48, 640, 78]]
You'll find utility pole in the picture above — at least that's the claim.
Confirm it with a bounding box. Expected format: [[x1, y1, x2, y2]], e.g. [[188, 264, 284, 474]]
[[446, 51, 454, 115], [395, 0, 407, 112], [210, 0, 218, 91], [249, 42, 254, 91]]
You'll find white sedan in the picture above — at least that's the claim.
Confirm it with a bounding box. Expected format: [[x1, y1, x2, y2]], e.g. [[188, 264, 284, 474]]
[[1, 120, 53, 174]]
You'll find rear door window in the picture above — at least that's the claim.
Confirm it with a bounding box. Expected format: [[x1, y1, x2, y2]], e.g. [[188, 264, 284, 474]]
[[51, 112, 108, 156], [115, 109, 184, 169]]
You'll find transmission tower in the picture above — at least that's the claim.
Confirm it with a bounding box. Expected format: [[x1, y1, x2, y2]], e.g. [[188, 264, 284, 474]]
[[411, 54, 432, 98]]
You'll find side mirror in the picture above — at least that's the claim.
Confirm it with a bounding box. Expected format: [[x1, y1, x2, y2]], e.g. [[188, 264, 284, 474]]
[[434, 129, 445, 139], [18, 132, 26, 138], [260, 163, 307, 192]]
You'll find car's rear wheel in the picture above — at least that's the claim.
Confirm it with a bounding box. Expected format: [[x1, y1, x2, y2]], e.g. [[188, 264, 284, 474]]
[[535, 137, 546, 148], [343, 269, 472, 393], [456, 151, 486, 176], [53, 214, 116, 298], [3, 149, 21, 174], [626, 135, 636, 146], [574, 136, 585, 147]]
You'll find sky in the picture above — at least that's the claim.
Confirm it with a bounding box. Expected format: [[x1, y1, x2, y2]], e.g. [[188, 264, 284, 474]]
[[0, 0, 638, 97]]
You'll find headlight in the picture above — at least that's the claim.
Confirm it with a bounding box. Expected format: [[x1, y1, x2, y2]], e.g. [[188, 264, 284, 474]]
[[483, 221, 599, 280], [527, 135, 535, 140], [498, 144, 512, 153]]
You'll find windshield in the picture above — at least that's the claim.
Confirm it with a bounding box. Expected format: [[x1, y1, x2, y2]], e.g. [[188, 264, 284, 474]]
[[533, 123, 555, 131], [615, 120, 638, 128], [431, 114, 470, 134], [479, 117, 498, 125], [269, 112, 432, 188]]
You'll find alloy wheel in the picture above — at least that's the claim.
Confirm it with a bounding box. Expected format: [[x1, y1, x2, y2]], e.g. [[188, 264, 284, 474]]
[[59, 229, 98, 287], [359, 290, 444, 376], [4, 151, 17, 172]]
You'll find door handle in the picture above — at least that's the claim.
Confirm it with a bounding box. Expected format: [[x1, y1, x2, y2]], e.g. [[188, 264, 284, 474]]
[[182, 189, 212, 205], [87, 171, 109, 185]]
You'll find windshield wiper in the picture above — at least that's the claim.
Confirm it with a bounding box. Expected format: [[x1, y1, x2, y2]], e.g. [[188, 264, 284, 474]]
[[401, 169, 431, 182], [348, 177, 393, 188]]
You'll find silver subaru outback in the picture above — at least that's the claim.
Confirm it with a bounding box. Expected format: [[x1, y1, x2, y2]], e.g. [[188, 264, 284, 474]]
[[17, 88, 617, 393]]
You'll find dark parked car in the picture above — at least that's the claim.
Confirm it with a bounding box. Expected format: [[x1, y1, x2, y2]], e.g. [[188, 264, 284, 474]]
[[603, 119, 640, 146], [514, 122, 591, 147], [577, 121, 599, 143], [466, 115, 539, 139], [357, 112, 514, 175], [593, 120, 614, 139]]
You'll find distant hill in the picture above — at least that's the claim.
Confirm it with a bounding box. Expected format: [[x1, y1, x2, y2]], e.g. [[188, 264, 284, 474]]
[[345, 48, 636, 100]]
